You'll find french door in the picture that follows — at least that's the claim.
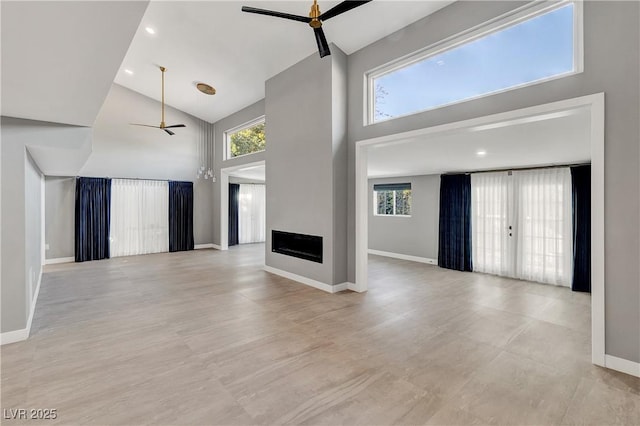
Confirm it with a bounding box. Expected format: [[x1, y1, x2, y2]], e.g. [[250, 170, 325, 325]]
[[238, 184, 266, 244], [471, 168, 572, 287]]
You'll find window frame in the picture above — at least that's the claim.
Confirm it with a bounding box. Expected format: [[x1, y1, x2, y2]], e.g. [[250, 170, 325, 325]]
[[365, 0, 584, 125], [224, 115, 266, 161], [373, 188, 412, 217]]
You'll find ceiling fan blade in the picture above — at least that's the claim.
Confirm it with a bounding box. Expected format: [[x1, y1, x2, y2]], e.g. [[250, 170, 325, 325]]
[[314, 27, 331, 58], [130, 123, 161, 128], [319, 1, 372, 21], [241, 6, 311, 23], [164, 124, 186, 129], [164, 129, 175, 136]]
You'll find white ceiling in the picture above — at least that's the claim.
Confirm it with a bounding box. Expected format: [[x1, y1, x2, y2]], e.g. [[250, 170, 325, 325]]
[[1, 1, 149, 127], [229, 164, 266, 182], [368, 108, 592, 178], [115, 0, 454, 124]]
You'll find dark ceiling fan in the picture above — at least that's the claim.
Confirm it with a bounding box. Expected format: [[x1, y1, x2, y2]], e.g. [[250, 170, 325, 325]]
[[130, 66, 186, 135], [241, 0, 372, 58]]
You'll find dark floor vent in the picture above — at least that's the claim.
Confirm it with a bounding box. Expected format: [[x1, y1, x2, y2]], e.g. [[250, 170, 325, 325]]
[[272, 230, 322, 264]]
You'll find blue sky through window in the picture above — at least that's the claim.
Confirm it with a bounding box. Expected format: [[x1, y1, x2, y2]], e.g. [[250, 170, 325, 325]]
[[374, 4, 575, 121]]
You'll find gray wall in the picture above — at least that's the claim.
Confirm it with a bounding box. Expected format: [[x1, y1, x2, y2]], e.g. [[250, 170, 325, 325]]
[[42, 83, 215, 259], [25, 152, 43, 302], [264, 46, 348, 285], [212, 99, 265, 246], [1, 117, 54, 333], [84, 84, 214, 246], [331, 47, 349, 285], [1, 121, 29, 333], [346, 1, 640, 362], [44, 177, 75, 259], [369, 175, 440, 260]]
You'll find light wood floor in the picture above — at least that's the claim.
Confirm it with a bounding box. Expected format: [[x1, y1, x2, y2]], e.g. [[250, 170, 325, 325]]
[[2, 244, 639, 425]]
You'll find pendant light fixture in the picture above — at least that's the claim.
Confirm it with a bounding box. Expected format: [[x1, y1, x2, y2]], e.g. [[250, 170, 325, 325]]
[[196, 121, 215, 181]]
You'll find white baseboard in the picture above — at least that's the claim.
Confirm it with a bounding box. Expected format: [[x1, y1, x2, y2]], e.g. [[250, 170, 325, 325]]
[[1, 270, 42, 345], [195, 243, 222, 250], [0, 328, 29, 345], [44, 256, 74, 265], [368, 249, 437, 265], [195, 243, 223, 250], [347, 282, 365, 293], [605, 354, 640, 378], [264, 266, 351, 294], [194, 243, 214, 250], [332, 282, 350, 292]]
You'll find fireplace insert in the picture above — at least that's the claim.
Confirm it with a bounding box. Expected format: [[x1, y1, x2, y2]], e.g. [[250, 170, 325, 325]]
[[272, 230, 322, 263]]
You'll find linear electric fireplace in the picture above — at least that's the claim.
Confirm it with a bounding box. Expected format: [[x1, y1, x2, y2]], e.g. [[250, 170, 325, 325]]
[[272, 230, 323, 263]]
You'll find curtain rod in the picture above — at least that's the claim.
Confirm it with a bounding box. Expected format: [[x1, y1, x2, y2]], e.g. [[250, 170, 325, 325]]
[[444, 162, 591, 176], [76, 176, 191, 183]]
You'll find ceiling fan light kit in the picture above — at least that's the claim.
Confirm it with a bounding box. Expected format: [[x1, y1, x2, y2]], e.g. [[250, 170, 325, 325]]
[[130, 66, 186, 135], [241, 0, 372, 58]]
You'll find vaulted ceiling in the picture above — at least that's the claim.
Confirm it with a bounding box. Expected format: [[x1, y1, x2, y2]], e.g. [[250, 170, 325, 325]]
[[115, 1, 454, 124], [4, 1, 590, 181], [1, 1, 149, 127], [2, 1, 454, 127]]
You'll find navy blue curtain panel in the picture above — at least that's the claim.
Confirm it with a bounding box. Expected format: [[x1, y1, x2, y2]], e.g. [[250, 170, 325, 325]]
[[228, 183, 240, 246], [571, 165, 591, 292], [438, 174, 473, 272], [75, 177, 111, 262], [169, 181, 194, 252]]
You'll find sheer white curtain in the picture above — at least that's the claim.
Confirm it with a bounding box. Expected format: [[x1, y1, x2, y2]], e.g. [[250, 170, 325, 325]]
[[238, 184, 266, 244], [471, 172, 512, 276], [513, 168, 572, 287], [110, 179, 169, 257], [470, 168, 572, 287]]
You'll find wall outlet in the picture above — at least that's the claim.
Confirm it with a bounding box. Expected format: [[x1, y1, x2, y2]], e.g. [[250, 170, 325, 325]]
[[45, 243, 50, 250]]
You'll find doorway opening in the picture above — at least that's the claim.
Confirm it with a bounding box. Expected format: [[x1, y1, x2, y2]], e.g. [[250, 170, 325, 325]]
[[355, 94, 604, 366], [220, 161, 266, 252]]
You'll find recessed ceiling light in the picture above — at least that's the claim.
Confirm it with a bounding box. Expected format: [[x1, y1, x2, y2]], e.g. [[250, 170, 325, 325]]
[[145, 27, 156, 35], [476, 150, 487, 157], [124, 69, 134, 75]]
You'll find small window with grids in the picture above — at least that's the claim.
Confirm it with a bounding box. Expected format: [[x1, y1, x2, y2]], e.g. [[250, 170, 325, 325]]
[[373, 183, 411, 217]]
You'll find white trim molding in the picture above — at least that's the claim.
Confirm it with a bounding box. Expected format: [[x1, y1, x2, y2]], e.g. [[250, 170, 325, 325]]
[[368, 249, 437, 265], [45, 256, 74, 265], [223, 115, 266, 161], [589, 93, 606, 368], [194, 243, 215, 250], [25, 270, 42, 338], [220, 160, 265, 252], [347, 282, 361, 292], [1, 270, 42, 345], [604, 355, 640, 378], [355, 93, 606, 368], [264, 266, 350, 294], [365, 0, 583, 125], [0, 329, 29, 345], [332, 282, 350, 293]]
